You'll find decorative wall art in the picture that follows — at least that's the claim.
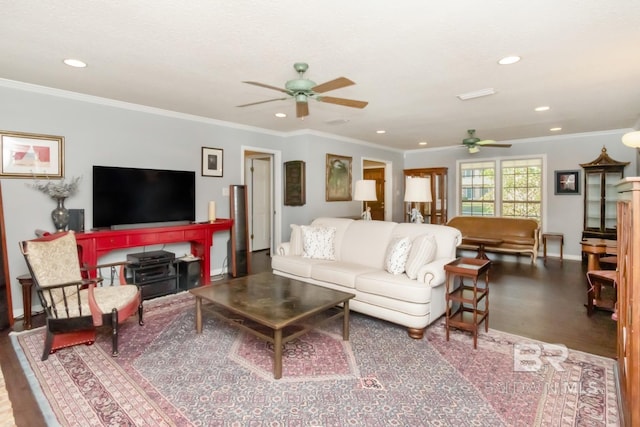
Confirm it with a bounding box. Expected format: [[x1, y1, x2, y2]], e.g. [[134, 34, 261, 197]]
[[0, 130, 64, 178], [554, 170, 581, 195], [202, 147, 223, 177], [325, 153, 352, 201], [284, 160, 306, 206]]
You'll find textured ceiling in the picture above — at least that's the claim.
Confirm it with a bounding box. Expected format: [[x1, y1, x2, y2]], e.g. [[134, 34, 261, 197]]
[[2, 0, 640, 150]]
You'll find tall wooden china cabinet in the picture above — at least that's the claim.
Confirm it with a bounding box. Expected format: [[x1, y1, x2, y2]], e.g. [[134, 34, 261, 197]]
[[615, 177, 640, 426], [403, 167, 448, 224], [580, 147, 628, 240]]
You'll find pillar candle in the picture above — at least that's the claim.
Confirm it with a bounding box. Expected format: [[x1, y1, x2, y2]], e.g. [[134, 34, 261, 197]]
[[208, 201, 216, 222]]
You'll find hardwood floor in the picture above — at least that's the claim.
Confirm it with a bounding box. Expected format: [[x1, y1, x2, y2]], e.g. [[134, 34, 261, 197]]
[[0, 250, 617, 426]]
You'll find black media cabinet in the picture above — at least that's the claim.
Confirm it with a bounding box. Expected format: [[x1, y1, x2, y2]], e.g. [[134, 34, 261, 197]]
[[125, 250, 177, 300]]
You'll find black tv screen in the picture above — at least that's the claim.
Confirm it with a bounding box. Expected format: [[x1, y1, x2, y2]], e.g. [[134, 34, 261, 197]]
[[93, 165, 196, 229]]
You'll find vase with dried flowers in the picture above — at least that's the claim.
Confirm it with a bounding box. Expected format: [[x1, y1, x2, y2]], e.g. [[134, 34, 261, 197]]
[[31, 176, 82, 232]]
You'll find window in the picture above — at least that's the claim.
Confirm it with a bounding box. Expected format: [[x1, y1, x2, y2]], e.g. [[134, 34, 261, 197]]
[[460, 161, 495, 216], [458, 157, 543, 222]]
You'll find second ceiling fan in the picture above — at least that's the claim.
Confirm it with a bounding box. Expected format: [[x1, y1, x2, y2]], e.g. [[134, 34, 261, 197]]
[[237, 62, 368, 118], [462, 129, 512, 153]]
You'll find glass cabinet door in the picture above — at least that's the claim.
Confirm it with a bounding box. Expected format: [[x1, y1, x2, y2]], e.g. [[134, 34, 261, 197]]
[[580, 147, 628, 240], [585, 172, 602, 229]]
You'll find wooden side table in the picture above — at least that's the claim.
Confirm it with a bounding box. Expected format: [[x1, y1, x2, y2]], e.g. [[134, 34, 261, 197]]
[[17, 274, 33, 330], [542, 232, 564, 263], [444, 258, 491, 349], [462, 236, 503, 260]]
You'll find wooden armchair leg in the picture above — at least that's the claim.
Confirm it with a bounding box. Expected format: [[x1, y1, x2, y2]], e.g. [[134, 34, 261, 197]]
[[111, 308, 119, 357], [42, 328, 54, 361], [138, 302, 144, 326]]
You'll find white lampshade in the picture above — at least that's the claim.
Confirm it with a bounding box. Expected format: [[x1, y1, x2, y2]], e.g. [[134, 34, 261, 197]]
[[404, 177, 432, 202], [354, 180, 377, 201], [622, 130, 640, 148]]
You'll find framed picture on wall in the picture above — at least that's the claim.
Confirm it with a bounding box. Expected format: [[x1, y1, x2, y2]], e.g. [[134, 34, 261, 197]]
[[284, 160, 306, 206], [326, 153, 352, 201], [202, 147, 223, 177], [0, 130, 64, 178], [554, 170, 580, 195]]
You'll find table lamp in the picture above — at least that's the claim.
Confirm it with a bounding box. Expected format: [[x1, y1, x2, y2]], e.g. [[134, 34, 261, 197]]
[[404, 177, 431, 223], [354, 179, 377, 220]]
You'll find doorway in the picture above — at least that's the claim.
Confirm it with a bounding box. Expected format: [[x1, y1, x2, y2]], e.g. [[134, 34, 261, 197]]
[[363, 159, 390, 221], [242, 147, 282, 254]]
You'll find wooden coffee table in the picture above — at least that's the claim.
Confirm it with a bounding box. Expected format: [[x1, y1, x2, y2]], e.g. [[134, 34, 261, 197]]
[[190, 272, 355, 379]]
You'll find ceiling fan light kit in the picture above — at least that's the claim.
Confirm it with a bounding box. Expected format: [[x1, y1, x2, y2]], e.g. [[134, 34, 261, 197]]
[[239, 62, 368, 118], [461, 129, 512, 153]]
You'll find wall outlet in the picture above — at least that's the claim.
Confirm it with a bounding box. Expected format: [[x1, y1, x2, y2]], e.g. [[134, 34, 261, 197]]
[[222, 187, 229, 196]]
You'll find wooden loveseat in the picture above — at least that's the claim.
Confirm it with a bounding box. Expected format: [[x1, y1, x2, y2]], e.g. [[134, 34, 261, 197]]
[[446, 216, 540, 263]]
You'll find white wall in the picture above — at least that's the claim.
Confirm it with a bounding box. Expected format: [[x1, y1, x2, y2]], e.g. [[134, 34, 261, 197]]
[[404, 131, 637, 258], [0, 83, 405, 318]]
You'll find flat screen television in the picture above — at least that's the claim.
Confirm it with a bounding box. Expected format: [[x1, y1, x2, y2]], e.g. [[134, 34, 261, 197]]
[[93, 165, 196, 229]]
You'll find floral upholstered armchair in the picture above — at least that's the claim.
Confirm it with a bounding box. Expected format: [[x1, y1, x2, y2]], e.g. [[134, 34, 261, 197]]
[[20, 231, 143, 361]]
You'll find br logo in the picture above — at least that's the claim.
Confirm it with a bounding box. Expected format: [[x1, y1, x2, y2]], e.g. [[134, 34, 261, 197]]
[[513, 343, 569, 372]]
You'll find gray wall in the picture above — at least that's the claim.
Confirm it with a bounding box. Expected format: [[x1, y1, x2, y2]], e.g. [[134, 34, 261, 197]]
[[0, 83, 405, 317], [1, 82, 636, 318], [404, 131, 637, 259]]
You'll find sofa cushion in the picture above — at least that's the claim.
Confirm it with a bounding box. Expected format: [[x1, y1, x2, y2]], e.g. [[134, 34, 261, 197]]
[[385, 237, 412, 275], [340, 220, 398, 268], [311, 262, 377, 288], [311, 218, 355, 261], [356, 271, 432, 306], [271, 255, 327, 278], [405, 234, 437, 280], [289, 224, 303, 256], [301, 225, 336, 260]]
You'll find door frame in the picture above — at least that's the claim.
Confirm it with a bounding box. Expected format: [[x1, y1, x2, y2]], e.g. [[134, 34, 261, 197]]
[[362, 157, 392, 221], [240, 146, 282, 253]]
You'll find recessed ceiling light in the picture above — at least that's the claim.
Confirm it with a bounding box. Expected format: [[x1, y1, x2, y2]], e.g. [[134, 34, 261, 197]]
[[550, 127, 562, 132], [535, 106, 550, 112], [418, 141, 428, 146], [274, 112, 287, 118], [498, 56, 521, 65], [376, 130, 386, 134], [457, 88, 496, 101], [63, 58, 87, 68]]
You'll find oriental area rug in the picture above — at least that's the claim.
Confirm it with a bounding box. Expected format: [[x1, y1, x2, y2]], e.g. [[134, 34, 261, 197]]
[[11, 292, 619, 426]]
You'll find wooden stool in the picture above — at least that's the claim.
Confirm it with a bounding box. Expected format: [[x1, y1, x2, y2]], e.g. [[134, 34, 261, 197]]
[[542, 232, 564, 263]]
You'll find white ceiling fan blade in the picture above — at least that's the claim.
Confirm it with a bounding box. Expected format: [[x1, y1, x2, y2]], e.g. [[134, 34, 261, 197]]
[[476, 139, 497, 145]]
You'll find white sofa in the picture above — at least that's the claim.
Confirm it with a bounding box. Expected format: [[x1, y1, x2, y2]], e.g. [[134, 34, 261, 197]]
[[272, 218, 462, 339]]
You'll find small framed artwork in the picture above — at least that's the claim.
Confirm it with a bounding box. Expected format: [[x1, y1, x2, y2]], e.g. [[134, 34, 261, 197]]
[[554, 170, 580, 195], [284, 160, 306, 206], [326, 153, 352, 201], [202, 147, 223, 177], [0, 130, 64, 178]]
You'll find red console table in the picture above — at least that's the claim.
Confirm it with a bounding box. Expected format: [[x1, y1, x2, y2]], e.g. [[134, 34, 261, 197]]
[[74, 220, 233, 286]]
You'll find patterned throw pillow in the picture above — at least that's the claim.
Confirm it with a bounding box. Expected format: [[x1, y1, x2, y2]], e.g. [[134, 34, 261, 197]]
[[301, 226, 336, 260], [385, 237, 412, 275], [289, 224, 303, 256], [405, 234, 438, 279]]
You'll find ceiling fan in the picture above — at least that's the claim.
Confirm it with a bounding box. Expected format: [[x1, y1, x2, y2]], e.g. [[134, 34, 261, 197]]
[[462, 129, 512, 153], [237, 62, 368, 118]]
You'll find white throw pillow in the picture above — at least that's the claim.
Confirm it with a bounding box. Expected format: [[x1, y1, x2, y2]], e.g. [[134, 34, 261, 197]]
[[301, 226, 336, 260], [289, 224, 303, 256], [405, 234, 438, 279], [385, 237, 412, 275]]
